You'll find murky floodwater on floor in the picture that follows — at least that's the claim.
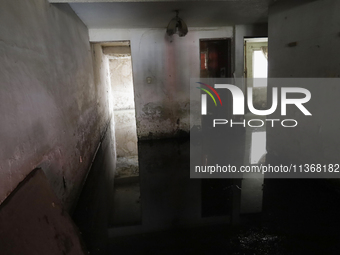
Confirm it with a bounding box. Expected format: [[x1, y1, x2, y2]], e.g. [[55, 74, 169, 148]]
[[73, 132, 340, 255]]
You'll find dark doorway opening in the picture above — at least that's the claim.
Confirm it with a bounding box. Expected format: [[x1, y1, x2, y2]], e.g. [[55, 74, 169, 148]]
[[199, 38, 236, 218], [199, 38, 232, 78]]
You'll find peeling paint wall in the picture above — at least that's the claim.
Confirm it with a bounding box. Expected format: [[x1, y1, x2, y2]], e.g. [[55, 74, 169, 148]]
[[90, 27, 233, 139], [267, 0, 340, 163], [0, 1, 112, 211]]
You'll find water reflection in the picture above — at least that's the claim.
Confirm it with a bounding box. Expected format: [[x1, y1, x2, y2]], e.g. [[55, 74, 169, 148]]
[[240, 113, 266, 214], [110, 138, 235, 237], [74, 125, 340, 254], [109, 121, 265, 237]]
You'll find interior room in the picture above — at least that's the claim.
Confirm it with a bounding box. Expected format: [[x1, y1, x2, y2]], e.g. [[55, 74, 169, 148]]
[[1, 0, 340, 254]]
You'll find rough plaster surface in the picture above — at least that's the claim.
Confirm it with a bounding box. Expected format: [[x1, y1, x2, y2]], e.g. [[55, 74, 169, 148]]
[[267, 0, 340, 164], [114, 156, 139, 178], [0, 169, 86, 254], [110, 57, 135, 110], [109, 55, 138, 157], [90, 27, 233, 139], [114, 110, 138, 157], [0, 1, 111, 210]]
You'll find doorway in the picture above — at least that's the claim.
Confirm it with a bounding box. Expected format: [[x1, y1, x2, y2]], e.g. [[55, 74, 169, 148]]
[[244, 37, 268, 165], [244, 38, 268, 110], [199, 38, 232, 78], [103, 43, 142, 227], [240, 38, 268, 214], [199, 38, 236, 219]]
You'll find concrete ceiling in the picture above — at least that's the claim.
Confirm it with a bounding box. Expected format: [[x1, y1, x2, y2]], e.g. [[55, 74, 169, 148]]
[[65, 1, 270, 29]]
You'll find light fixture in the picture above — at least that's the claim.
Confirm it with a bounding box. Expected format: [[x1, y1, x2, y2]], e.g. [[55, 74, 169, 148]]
[[166, 10, 188, 37]]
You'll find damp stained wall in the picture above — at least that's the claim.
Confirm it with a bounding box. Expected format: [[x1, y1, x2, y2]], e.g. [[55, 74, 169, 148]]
[[267, 0, 340, 164], [0, 0, 113, 211], [90, 27, 233, 139]]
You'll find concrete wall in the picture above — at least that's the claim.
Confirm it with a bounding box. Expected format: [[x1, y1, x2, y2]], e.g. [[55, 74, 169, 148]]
[[114, 110, 138, 157], [110, 57, 135, 110], [90, 27, 233, 139], [0, 1, 112, 211], [267, 0, 340, 164], [73, 124, 115, 255], [109, 55, 138, 157], [268, 0, 340, 78]]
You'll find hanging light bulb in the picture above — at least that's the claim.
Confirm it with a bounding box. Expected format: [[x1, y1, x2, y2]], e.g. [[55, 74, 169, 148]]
[[166, 10, 188, 37]]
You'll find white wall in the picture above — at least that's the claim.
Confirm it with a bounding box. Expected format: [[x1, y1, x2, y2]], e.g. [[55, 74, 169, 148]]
[[267, 0, 340, 164], [0, 1, 112, 210], [90, 27, 233, 139]]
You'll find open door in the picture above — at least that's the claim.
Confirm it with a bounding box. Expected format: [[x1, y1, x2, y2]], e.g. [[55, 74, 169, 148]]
[[241, 37, 268, 214]]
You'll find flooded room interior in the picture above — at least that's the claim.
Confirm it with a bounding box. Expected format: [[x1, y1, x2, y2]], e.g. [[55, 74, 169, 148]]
[[1, 0, 340, 254]]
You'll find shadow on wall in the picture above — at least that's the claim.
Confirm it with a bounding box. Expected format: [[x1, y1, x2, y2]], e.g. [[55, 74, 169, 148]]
[[72, 123, 115, 255]]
